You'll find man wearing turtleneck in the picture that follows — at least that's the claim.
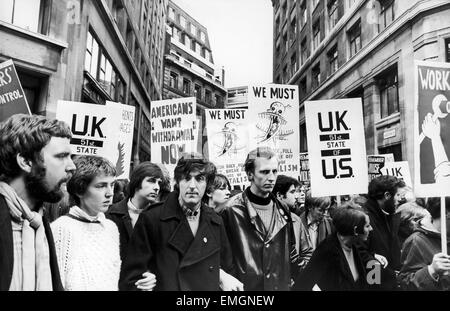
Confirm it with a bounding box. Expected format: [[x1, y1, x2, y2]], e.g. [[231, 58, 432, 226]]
[[221, 147, 297, 291]]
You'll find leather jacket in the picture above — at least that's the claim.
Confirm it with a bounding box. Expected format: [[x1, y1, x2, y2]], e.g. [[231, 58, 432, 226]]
[[220, 190, 297, 291]]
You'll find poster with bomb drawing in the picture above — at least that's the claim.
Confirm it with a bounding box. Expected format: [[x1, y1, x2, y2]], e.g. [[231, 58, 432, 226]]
[[247, 84, 300, 179], [205, 109, 249, 188], [414, 60, 450, 197]]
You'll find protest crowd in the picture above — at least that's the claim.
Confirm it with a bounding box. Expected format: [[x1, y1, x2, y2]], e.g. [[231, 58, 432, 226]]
[[1, 111, 450, 292]]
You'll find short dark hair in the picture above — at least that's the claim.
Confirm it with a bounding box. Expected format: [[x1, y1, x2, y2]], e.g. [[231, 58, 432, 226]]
[[173, 153, 216, 192], [331, 202, 367, 235], [244, 147, 277, 176], [128, 162, 164, 198], [0, 114, 72, 179], [67, 155, 116, 205], [367, 175, 406, 200], [426, 197, 450, 219], [272, 175, 299, 197]]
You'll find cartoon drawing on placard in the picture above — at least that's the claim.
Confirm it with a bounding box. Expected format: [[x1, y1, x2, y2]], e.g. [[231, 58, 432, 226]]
[[420, 95, 450, 183], [212, 121, 246, 158], [255, 101, 294, 143]]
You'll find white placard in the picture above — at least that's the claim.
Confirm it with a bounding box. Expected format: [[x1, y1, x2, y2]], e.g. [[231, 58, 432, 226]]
[[150, 97, 197, 179], [379, 161, 413, 188], [206, 109, 249, 188], [248, 84, 300, 179], [304, 98, 368, 197]]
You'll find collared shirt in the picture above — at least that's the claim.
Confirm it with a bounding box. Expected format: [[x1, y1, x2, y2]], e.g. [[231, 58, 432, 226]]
[[127, 199, 144, 228], [307, 213, 319, 250], [182, 205, 201, 237]]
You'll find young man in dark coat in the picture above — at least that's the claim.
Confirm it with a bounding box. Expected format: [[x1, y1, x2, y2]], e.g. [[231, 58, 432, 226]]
[[106, 162, 165, 260], [119, 153, 241, 291], [0, 114, 76, 291], [359, 175, 407, 290], [221, 147, 298, 291], [398, 197, 450, 290]]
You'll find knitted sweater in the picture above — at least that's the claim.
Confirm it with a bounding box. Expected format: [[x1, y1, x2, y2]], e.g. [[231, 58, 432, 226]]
[[51, 215, 121, 291]]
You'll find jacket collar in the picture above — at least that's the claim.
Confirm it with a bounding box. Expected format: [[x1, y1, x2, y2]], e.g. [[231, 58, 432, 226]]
[[108, 198, 129, 215]]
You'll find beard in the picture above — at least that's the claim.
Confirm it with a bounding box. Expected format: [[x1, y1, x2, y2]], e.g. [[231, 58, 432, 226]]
[[25, 162, 65, 204], [382, 197, 396, 215]]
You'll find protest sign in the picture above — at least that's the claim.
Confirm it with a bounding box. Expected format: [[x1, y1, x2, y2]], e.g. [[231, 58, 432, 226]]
[[299, 152, 310, 184], [56, 100, 134, 175], [367, 153, 394, 181], [379, 161, 413, 188], [304, 98, 368, 197], [248, 84, 300, 179], [0, 59, 31, 121], [150, 97, 197, 178], [106, 101, 135, 179], [206, 108, 249, 188], [414, 60, 450, 196]]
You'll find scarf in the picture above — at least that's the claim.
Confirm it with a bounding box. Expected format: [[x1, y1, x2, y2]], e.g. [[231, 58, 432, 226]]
[[68, 206, 106, 226], [0, 182, 53, 291]]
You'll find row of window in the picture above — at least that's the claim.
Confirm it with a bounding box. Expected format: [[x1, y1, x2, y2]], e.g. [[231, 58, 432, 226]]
[[85, 31, 126, 103], [169, 25, 212, 63], [168, 6, 207, 43], [168, 71, 223, 106]]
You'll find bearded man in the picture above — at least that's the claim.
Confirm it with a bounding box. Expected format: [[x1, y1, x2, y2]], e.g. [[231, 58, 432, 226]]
[[360, 175, 407, 290], [0, 114, 76, 291]]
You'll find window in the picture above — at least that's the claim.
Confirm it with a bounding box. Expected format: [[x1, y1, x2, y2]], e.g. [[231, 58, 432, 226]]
[[85, 31, 99, 78], [190, 23, 197, 36], [300, 1, 307, 27], [191, 39, 196, 52], [169, 71, 178, 89], [183, 79, 191, 94], [290, 17, 297, 44], [283, 32, 288, 54], [205, 89, 212, 103], [378, 0, 394, 32], [282, 2, 287, 20], [184, 35, 190, 47], [328, 0, 339, 31], [0, 0, 46, 33], [301, 38, 308, 65], [276, 17, 281, 33], [168, 7, 175, 20], [446, 38, 450, 63], [215, 95, 223, 107], [179, 15, 186, 28], [200, 31, 206, 42], [379, 69, 399, 119], [204, 50, 210, 62], [291, 53, 298, 77], [196, 43, 202, 55], [201, 48, 206, 58], [299, 77, 307, 98], [312, 64, 321, 89], [379, 144, 402, 161], [194, 84, 202, 100], [328, 45, 338, 75], [312, 21, 320, 50], [348, 21, 361, 57]]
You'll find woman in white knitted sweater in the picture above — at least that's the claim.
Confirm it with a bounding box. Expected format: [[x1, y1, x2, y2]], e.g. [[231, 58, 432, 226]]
[[51, 155, 155, 291]]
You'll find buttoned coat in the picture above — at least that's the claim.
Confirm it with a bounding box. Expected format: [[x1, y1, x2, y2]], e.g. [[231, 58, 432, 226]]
[[119, 191, 234, 291], [106, 198, 134, 260]]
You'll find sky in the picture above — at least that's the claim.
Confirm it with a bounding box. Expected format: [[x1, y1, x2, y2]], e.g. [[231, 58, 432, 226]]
[[171, 0, 274, 88]]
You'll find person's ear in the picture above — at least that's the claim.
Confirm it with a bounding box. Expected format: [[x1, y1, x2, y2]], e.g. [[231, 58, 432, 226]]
[[16, 154, 32, 173], [247, 171, 254, 182], [206, 191, 213, 198], [383, 191, 391, 201], [353, 226, 359, 236], [276, 192, 283, 201]]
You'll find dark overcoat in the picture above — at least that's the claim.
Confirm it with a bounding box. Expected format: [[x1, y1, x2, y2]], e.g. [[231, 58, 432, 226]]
[[119, 191, 234, 291], [106, 198, 134, 260]]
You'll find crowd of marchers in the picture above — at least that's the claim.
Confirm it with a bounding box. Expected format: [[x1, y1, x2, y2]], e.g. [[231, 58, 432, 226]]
[[0, 114, 449, 291]]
